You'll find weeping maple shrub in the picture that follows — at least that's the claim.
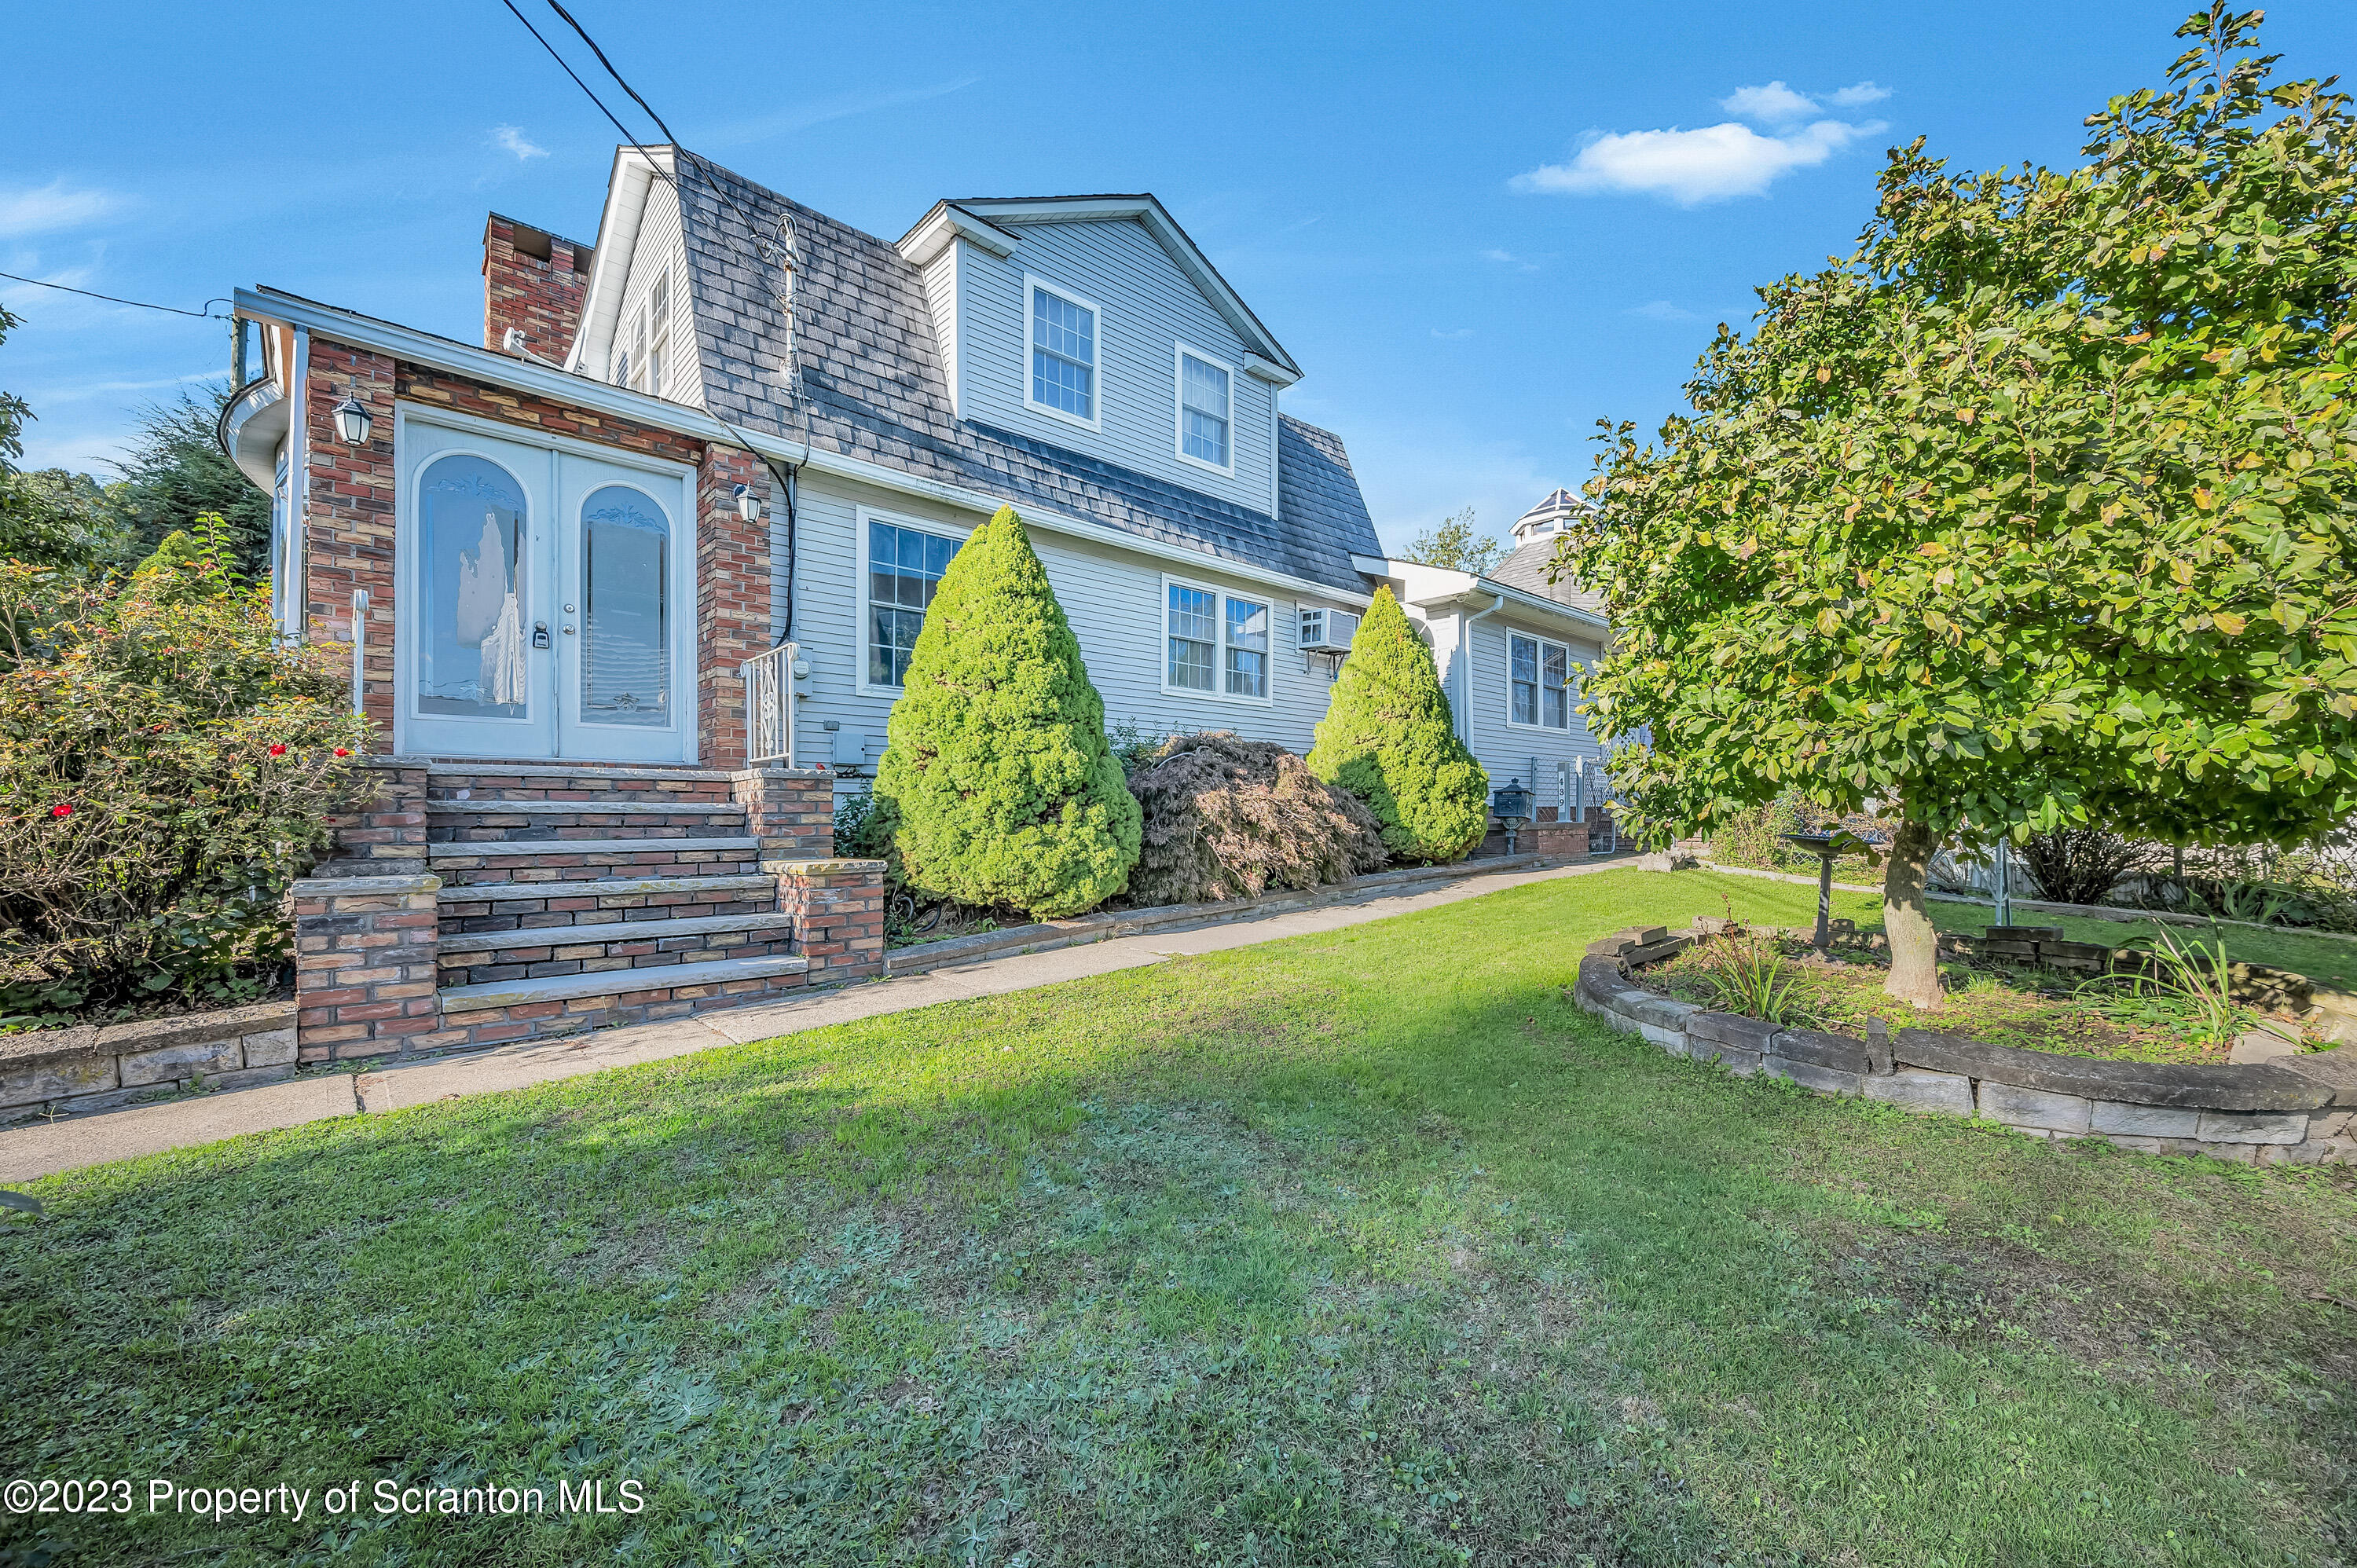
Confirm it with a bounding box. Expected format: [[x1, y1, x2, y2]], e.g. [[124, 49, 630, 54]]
[[1, 518, 369, 1016], [1307, 585, 1490, 863], [1559, 9, 2357, 1009], [874, 507, 1140, 918], [1125, 731, 1390, 907]]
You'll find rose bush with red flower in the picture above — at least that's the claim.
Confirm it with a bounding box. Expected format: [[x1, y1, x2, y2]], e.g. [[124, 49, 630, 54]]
[[3, 516, 371, 1015]]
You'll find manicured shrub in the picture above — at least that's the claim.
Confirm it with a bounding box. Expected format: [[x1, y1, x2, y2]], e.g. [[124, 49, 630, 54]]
[[1307, 585, 1489, 863], [1126, 731, 1389, 907], [1, 519, 370, 1018], [874, 507, 1140, 918]]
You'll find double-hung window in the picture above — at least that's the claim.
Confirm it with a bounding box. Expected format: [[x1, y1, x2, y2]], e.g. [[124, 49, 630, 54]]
[[1176, 345, 1232, 471], [646, 269, 669, 397], [1026, 277, 1099, 427], [1508, 634, 1573, 729], [867, 518, 962, 687], [1165, 579, 1273, 702]]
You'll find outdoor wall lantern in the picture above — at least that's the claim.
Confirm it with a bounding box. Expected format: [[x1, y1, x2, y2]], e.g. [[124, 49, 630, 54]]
[[732, 483, 762, 523], [331, 389, 372, 447]]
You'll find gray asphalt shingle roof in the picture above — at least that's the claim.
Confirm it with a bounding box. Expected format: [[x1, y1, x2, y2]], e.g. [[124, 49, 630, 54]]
[[674, 152, 1383, 594], [1488, 536, 1609, 620]]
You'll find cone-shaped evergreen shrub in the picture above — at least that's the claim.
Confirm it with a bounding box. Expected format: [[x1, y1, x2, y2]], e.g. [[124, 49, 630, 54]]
[[875, 507, 1141, 918], [1307, 585, 1490, 863]]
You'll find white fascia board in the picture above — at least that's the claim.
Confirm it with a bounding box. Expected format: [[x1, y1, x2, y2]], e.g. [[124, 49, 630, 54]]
[[568, 147, 670, 376], [895, 202, 1017, 266], [1351, 553, 1608, 634], [1241, 352, 1299, 387], [236, 285, 1369, 611]]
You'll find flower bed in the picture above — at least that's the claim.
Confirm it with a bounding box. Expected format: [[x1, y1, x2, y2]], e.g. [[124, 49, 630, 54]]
[[1641, 924, 2318, 1066], [1574, 918, 2357, 1166]]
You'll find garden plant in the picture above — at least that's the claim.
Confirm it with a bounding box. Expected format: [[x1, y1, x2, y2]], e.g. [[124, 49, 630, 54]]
[[874, 506, 1141, 920], [1, 516, 368, 1020], [1558, 6, 2357, 1009], [1306, 584, 1490, 863]]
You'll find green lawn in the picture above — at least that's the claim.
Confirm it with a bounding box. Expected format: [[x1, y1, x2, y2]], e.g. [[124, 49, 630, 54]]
[[4, 868, 2352, 1566], [1923, 897, 2357, 991]]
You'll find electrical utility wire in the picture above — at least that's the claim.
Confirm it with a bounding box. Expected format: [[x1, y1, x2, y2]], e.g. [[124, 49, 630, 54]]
[[492, 0, 809, 636], [0, 270, 231, 320]]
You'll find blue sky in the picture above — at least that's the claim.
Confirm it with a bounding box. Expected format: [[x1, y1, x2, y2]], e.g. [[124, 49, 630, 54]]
[[5, 0, 2352, 551]]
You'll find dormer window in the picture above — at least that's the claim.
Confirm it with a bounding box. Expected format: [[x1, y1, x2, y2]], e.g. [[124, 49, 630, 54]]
[[647, 269, 669, 397], [1175, 345, 1232, 473], [1025, 277, 1099, 429]]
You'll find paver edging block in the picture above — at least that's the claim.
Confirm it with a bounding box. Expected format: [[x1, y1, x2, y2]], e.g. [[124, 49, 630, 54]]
[[0, 1000, 302, 1123], [1567, 912, 2356, 1166]]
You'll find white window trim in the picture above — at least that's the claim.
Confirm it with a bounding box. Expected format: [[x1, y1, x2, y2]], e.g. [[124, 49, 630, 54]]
[[1504, 630, 1579, 731], [1022, 272, 1104, 433], [852, 503, 975, 697], [1160, 572, 1277, 706], [1171, 341, 1237, 478]]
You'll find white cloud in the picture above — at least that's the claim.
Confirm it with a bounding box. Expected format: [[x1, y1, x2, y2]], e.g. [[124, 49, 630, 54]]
[[0, 181, 121, 239], [1719, 81, 1820, 125], [1513, 116, 1881, 204], [1626, 299, 1699, 322], [1826, 80, 1890, 108], [1481, 247, 1544, 273], [491, 125, 548, 161], [1431, 327, 1475, 340]]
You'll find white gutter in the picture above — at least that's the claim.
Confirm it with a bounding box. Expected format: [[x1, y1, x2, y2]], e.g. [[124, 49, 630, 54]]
[[1457, 591, 1505, 748], [1350, 552, 1610, 636], [236, 285, 1369, 609]]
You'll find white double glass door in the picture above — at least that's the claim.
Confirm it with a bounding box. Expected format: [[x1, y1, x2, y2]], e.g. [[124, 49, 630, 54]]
[[398, 417, 696, 763]]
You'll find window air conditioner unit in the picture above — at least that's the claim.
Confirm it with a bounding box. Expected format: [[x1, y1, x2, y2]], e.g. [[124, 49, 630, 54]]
[[1298, 606, 1359, 654]]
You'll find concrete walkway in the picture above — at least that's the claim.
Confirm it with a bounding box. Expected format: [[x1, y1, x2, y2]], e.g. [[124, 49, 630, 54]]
[[2, 858, 1624, 1185]]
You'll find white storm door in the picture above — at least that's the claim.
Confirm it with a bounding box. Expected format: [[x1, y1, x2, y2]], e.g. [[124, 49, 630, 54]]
[[398, 421, 557, 759], [553, 452, 696, 763]]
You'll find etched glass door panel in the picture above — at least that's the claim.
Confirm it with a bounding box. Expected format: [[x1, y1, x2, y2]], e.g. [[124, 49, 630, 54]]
[[417, 454, 531, 720], [577, 484, 673, 729]]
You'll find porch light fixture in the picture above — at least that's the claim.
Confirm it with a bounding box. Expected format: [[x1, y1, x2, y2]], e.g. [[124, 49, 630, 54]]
[[332, 387, 372, 446], [732, 483, 761, 523]]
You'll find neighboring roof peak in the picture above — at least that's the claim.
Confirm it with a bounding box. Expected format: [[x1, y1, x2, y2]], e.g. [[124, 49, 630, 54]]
[[1512, 485, 1587, 541]]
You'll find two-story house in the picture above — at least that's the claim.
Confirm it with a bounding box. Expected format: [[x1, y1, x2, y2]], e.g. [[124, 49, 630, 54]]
[[222, 145, 1610, 796], [221, 147, 1615, 1060]]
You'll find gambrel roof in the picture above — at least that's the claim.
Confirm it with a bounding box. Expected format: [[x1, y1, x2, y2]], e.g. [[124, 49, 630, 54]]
[[660, 150, 1380, 594]]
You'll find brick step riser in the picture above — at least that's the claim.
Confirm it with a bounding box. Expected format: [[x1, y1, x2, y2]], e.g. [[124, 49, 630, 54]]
[[428, 819, 750, 844], [438, 931, 799, 990], [432, 971, 815, 1050], [435, 855, 764, 888], [439, 894, 778, 933]]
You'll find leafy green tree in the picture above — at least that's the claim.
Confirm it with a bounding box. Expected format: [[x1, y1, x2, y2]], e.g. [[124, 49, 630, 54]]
[[109, 384, 271, 578], [876, 506, 1141, 918], [0, 304, 123, 570], [1402, 506, 1505, 576], [1308, 584, 1490, 863], [1557, 6, 2357, 1008]]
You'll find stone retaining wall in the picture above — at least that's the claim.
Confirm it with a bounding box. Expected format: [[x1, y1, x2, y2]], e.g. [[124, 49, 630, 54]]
[[0, 1001, 301, 1124], [1573, 922, 2356, 1167]]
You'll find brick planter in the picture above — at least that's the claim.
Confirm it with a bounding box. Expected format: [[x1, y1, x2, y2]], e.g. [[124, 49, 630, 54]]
[[1574, 921, 2357, 1166], [1, 1001, 299, 1124]]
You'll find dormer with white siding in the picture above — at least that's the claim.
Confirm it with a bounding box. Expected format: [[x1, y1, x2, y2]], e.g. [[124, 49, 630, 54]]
[[896, 196, 1300, 518], [567, 147, 703, 408]]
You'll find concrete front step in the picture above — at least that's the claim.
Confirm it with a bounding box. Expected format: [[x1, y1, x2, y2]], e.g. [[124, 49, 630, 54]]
[[438, 872, 777, 905], [436, 910, 795, 955], [436, 952, 814, 1029], [427, 836, 759, 860]]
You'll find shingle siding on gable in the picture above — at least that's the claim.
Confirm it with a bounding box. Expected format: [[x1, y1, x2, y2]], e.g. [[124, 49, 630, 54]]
[[673, 152, 1382, 594], [952, 219, 1273, 512]]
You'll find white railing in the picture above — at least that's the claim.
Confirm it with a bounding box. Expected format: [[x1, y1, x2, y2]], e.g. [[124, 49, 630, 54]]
[[741, 640, 797, 766]]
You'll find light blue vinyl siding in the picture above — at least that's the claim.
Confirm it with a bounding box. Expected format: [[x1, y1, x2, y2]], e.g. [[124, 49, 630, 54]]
[[1459, 614, 1611, 819], [772, 471, 1351, 778], [952, 223, 1276, 513]]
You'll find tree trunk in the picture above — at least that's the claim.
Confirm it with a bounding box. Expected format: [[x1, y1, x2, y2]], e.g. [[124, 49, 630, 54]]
[[1883, 814, 1943, 1009]]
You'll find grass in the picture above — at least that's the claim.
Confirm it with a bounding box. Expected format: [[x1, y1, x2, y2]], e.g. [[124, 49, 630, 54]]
[[1921, 897, 2357, 992], [2, 867, 2352, 1566]]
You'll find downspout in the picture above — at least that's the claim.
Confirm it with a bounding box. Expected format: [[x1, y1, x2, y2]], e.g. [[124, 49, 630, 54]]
[[1457, 589, 1505, 749]]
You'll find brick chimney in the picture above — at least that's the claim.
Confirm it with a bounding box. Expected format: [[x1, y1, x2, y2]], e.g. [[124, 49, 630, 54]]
[[483, 213, 592, 362]]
